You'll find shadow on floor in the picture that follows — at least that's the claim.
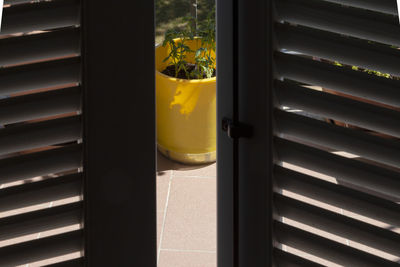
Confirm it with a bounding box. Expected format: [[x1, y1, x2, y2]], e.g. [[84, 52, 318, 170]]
[[156, 150, 215, 175]]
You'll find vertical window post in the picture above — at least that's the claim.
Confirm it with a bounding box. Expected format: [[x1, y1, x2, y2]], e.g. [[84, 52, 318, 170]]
[[0, 0, 3, 31], [81, 1, 157, 266], [397, 0, 400, 23]]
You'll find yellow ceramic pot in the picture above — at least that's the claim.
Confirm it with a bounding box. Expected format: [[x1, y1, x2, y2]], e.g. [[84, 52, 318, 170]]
[[156, 39, 216, 164]]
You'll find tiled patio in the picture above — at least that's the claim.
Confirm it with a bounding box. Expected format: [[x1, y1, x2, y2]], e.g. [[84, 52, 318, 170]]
[[156, 151, 217, 267]]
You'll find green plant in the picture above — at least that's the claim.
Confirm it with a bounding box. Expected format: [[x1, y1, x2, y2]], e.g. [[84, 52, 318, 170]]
[[162, 8, 216, 79], [194, 8, 216, 79], [162, 29, 194, 78], [333, 61, 392, 79]]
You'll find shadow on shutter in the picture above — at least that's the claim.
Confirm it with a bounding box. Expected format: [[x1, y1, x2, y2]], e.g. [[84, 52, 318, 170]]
[[0, 0, 83, 265], [273, 0, 400, 265]]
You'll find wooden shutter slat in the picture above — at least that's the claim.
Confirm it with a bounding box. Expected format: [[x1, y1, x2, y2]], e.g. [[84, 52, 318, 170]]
[[275, 80, 400, 138], [323, 0, 398, 15], [276, 23, 400, 77], [275, 52, 400, 108], [273, 248, 325, 267], [43, 258, 84, 267], [0, 116, 81, 156], [0, 145, 82, 185], [0, 230, 83, 266], [274, 221, 399, 267], [273, 248, 323, 267], [274, 164, 400, 227], [1, 0, 80, 36], [275, 109, 400, 168], [0, 202, 82, 241], [0, 58, 80, 97], [0, 86, 81, 125], [275, 138, 400, 201], [0, 28, 80, 67], [0, 173, 81, 213], [275, 193, 400, 257], [276, 0, 400, 46]]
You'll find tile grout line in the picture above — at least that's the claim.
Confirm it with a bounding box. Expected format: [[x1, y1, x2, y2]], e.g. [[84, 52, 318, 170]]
[[157, 170, 174, 264], [160, 248, 216, 254]]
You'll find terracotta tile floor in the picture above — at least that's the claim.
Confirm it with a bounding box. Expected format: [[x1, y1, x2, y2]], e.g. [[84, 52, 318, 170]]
[[157, 151, 217, 267]]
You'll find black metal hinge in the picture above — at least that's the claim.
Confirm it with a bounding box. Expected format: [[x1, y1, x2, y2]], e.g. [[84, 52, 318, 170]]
[[222, 118, 253, 139]]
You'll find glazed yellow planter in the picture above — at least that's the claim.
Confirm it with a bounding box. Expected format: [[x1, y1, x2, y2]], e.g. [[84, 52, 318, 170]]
[[156, 39, 216, 164]]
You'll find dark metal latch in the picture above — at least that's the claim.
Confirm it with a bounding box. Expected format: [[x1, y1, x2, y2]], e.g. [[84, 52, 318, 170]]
[[222, 118, 253, 139]]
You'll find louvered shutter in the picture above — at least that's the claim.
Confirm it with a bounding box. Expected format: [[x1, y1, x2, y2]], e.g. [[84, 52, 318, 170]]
[[0, 0, 157, 266], [0, 0, 83, 266], [218, 0, 400, 266], [273, 0, 400, 265]]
